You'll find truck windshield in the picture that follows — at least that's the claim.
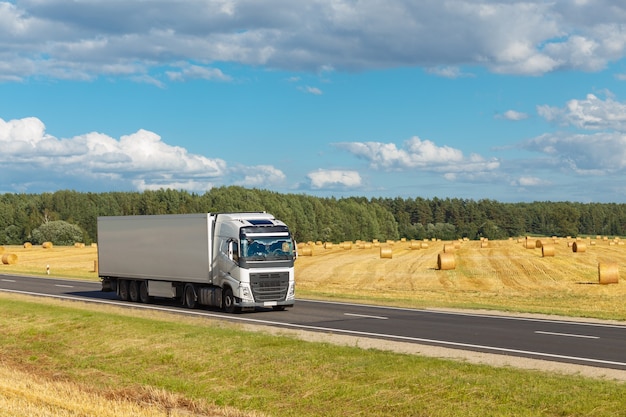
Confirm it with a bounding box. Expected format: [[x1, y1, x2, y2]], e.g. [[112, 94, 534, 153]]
[[241, 236, 295, 260]]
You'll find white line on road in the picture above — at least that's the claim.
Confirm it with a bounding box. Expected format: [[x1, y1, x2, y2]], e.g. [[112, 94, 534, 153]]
[[535, 331, 599, 339], [55, 284, 74, 288], [1, 279, 16, 283], [2, 288, 625, 369], [344, 313, 388, 320]]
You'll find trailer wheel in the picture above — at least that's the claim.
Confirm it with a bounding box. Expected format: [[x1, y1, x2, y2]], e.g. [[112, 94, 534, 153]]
[[139, 281, 151, 304], [129, 280, 139, 302], [184, 284, 197, 309], [118, 280, 129, 301], [223, 287, 241, 313]]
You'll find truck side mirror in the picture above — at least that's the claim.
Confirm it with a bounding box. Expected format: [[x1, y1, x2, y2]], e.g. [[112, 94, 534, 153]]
[[228, 240, 239, 263]]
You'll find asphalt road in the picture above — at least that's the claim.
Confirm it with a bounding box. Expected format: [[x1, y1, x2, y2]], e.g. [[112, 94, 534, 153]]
[[1, 274, 626, 371]]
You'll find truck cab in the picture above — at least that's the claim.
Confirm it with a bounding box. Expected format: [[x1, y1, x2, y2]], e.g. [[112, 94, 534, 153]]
[[213, 213, 296, 312]]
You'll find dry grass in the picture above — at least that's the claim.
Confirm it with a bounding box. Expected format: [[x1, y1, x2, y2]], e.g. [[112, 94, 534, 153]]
[[295, 237, 626, 320], [0, 244, 100, 279], [0, 364, 213, 417], [2, 239, 626, 415], [2, 237, 626, 319]]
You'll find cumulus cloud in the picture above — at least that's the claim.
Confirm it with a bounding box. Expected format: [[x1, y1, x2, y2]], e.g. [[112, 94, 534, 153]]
[[510, 176, 551, 187], [335, 137, 500, 177], [521, 92, 626, 175], [498, 110, 529, 121], [2, 1, 626, 81], [307, 169, 362, 189], [520, 131, 626, 173], [537, 93, 626, 131], [0, 116, 230, 192], [235, 165, 287, 187]]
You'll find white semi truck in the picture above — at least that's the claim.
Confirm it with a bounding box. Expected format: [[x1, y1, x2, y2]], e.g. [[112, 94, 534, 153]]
[[97, 212, 296, 312]]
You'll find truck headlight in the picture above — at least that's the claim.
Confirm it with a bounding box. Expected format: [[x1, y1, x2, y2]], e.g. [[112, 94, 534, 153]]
[[286, 282, 295, 300], [239, 284, 254, 302]]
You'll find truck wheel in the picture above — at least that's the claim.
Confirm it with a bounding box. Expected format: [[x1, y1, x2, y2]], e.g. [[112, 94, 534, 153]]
[[223, 288, 241, 313], [139, 281, 151, 304], [129, 280, 139, 302], [118, 280, 129, 301], [184, 284, 197, 309]]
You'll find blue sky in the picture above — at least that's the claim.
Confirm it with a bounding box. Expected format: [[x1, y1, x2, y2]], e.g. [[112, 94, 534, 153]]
[[2, 1, 626, 202]]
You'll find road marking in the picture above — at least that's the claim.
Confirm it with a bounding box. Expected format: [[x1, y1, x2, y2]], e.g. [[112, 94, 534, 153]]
[[345, 313, 388, 320], [1, 279, 16, 282], [535, 331, 599, 339], [1, 287, 625, 369], [55, 284, 74, 288]]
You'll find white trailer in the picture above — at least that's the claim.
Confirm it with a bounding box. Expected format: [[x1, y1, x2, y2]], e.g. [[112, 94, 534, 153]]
[[97, 213, 296, 312]]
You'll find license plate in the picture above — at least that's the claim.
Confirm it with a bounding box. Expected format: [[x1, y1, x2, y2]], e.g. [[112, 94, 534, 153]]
[[264, 301, 278, 306]]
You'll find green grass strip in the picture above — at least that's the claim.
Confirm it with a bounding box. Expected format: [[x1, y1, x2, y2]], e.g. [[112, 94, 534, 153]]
[[0, 297, 625, 416]]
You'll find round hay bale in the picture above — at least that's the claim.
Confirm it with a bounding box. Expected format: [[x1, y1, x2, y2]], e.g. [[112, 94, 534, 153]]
[[363, 242, 372, 249], [525, 240, 536, 249], [572, 242, 586, 253], [409, 240, 421, 250], [598, 262, 619, 285], [541, 244, 555, 257], [23, 242, 32, 248], [380, 247, 393, 259], [342, 241, 353, 250], [324, 242, 333, 249], [437, 252, 456, 270], [1, 253, 17, 265], [42, 242, 53, 249], [420, 242, 429, 249], [535, 239, 544, 249], [300, 246, 313, 256], [443, 244, 455, 253]]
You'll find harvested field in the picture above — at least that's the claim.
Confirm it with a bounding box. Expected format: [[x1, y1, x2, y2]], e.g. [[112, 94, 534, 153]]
[[295, 237, 626, 320], [1, 237, 626, 319]]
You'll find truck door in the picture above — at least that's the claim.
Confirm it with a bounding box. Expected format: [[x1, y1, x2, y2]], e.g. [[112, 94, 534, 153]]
[[216, 238, 240, 284]]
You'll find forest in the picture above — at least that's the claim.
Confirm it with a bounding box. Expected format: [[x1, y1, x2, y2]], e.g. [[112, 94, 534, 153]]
[[1, 186, 626, 245]]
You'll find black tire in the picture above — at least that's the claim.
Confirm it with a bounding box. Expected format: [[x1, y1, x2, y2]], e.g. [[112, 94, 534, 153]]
[[118, 280, 129, 301], [184, 284, 197, 309], [129, 280, 139, 302], [139, 281, 151, 304], [223, 287, 241, 313]]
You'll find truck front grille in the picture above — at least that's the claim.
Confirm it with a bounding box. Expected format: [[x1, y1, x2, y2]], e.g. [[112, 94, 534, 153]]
[[250, 272, 289, 302]]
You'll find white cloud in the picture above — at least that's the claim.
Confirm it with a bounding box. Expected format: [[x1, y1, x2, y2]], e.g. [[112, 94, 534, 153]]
[[166, 63, 232, 82], [537, 93, 626, 131], [335, 136, 500, 176], [426, 66, 473, 79], [307, 169, 362, 189], [0, 116, 229, 192], [299, 86, 323, 95], [2, 1, 626, 80], [235, 165, 286, 187], [511, 176, 551, 187], [520, 131, 626, 173], [498, 110, 529, 121]]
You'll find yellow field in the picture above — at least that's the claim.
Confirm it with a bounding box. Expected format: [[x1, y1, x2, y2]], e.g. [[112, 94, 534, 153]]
[[1, 239, 626, 415], [1, 236, 626, 319], [294, 237, 626, 320]]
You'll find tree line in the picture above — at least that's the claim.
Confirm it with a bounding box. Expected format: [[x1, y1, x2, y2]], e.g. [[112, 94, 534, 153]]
[[1, 187, 625, 246]]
